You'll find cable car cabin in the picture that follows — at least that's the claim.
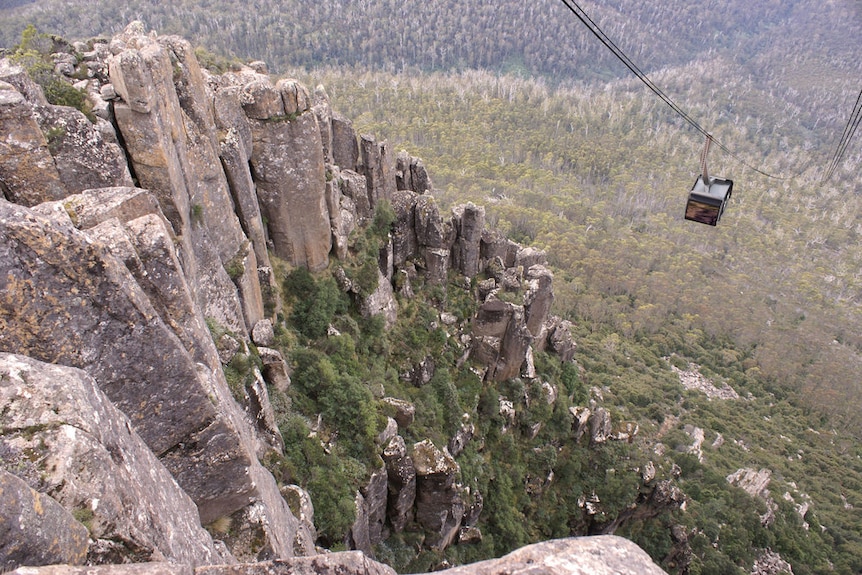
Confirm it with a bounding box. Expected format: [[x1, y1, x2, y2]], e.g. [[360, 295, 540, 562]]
[[684, 176, 733, 226]]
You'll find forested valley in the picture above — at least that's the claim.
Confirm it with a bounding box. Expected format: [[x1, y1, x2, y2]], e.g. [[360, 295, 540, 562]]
[[3, 1, 862, 573]]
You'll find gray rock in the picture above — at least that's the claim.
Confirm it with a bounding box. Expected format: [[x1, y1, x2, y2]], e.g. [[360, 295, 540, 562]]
[[359, 134, 395, 210], [390, 190, 419, 266], [219, 130, 271, 271], [257, 347, 291, 393], [431, 536, 669, 575], [35, 103, 134, 193], [377, 417, 399, 446], [0, 202, 304, 559], [515, 246, 548, 269], [569, 407, 592, 443], [448, 423, 475, 458], [382, 436, 415, 533], [331, 112, 359, 171], [338, 168, 371, 223], [9, 565, 192, 575], [0, 81, 66, 206], [523, 265, 554, 338], [312, 85, 333, 163], [360, 269, 398, 327], [424, 247, 450, 286], [471, 299, 534, 382], [0, 354, 225, 565], [249, 108, 331, 272], [58, 186, 165, 230], [480, 229, 520, 269], [414, 193, 452, 249], [413, 440, 464, 550], [241, 79, 284, 120], [198, 553, 396, 575], [546, 317, 577, 362], [348, 467, 389, 555], [109, 32, 254, 335], [395, 150, 432, 194], [452, 203, 485, 278], [0, 58, 49, 106], [0, 469, 88, 570], [590, 407, 612, 445], [246, 368, 285, 455], [252, 319, 275, 347], [381, 397, 416, 428]]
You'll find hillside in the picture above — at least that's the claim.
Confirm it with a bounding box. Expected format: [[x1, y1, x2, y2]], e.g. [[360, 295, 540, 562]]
[[2, 1, 862, 574]]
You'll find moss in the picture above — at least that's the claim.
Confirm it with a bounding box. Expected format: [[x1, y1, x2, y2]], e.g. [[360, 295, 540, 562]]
[[43, 125, 66, 154], [72, 506, 94, 534], [190, 203, 204, 225], [206, 515, 233, 535], [224, 241, 251, 281]]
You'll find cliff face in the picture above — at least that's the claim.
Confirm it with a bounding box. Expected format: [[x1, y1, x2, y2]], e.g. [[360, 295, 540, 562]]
[[0, 23, 669, 575]]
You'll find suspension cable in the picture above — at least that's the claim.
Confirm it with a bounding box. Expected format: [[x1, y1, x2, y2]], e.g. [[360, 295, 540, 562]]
[[823, 86, 862, 183], [557, 0, 784, 180]]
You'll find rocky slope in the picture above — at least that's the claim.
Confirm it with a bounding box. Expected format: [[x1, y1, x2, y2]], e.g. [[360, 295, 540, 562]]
[[0, 23, 669, 575]]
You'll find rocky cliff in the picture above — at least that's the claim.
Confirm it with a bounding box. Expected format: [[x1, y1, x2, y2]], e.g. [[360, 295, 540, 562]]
[[0, 23, 670, 575]]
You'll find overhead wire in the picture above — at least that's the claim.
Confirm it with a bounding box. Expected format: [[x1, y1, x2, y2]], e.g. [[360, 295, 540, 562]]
[[557, 0, 783, 180], [822, 86, 862, 183]]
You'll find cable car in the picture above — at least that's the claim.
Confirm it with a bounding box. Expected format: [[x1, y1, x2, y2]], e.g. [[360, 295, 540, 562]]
[[685, 134, 733, 226], [684, 176, 733, 226]]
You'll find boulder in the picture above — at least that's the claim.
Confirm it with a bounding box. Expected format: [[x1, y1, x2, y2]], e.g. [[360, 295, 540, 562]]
[[381, 397, 416, 428], [360, 269, 398, 328], [0, 81, 66, 205], [570, 407, 592, 442], [34, 102, 133, 194], [590, 407, 612, 445], [430, 536, 669, 575], [0, 354, 225, 565], [0, 202, 306, 559], [471, 299, 534, 382], [248, 97, 331, 271], [391, 190, 419, 266], [358, 134, 395, 210], [546, 317, 577, 362], [413, 440, 464, 551], [395, 150, 432, 194], [382, 436, 415, 533], [348, 466, 389, 555], [252, 319, 275, 347], [331, 112, 359, 171], [257, 347, 291, 393], [481, 229, 520, 269], [109, 29, 254, 332], [523, 265, 554, 338], [515, 246, 547, 269], [0, 469, 88, 570], [312, 85, 333, 163], [448, 423, 475, 458], [452, 203, 485, 278], [0, 58, 49, 106], [6, 537, 669, 575]]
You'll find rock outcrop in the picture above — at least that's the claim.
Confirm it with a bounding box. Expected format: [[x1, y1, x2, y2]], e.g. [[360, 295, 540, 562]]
[[0, 353, 225, 565], [413, 440, 465, 551], [0, 187, 307, 561], [6, 537, 667, 575], [0, 20, 651, 575], [0, 470, 88, 570]]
